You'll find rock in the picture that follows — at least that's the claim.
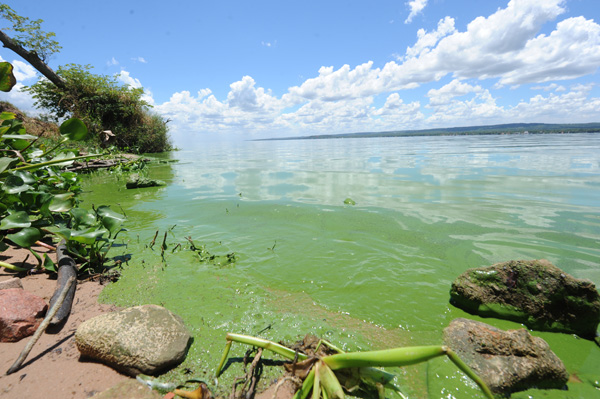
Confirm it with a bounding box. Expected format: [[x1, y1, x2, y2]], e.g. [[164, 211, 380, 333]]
[[450, 259, 600, 339], [91, 379, 163, 399], [126, 173, 165, 189], [0, 277, 23, 290], [443, 318, 569, 395], [0, 288, 47, 342], [75, 304, 191, 376]]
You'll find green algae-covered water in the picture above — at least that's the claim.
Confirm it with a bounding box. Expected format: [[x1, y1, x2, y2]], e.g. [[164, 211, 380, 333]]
[[81, 134, 600, 398]]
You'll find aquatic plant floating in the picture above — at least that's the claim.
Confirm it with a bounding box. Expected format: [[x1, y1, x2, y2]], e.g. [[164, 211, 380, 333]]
[[215, 333, 494, 399]]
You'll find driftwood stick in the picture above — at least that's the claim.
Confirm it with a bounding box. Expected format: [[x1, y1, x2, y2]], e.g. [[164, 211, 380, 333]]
[[6, 276, 76, 375]]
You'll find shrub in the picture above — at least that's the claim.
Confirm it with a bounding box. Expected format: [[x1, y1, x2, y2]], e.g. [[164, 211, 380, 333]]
[[25, 64, 172, 153]]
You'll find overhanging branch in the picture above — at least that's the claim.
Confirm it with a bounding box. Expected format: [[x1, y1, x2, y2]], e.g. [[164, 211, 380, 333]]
[[0, 30, 65, 88]]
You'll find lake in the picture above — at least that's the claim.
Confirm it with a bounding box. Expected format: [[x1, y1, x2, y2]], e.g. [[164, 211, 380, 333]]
[[82, 133, 600, 398]]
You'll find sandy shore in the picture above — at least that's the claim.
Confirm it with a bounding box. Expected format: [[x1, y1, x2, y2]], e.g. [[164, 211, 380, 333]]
[[0, 246, 129, 398]]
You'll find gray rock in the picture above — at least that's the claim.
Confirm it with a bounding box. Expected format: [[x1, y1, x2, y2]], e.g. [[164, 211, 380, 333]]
[[126, 173, 165, 189], [0, 288, 47, 342], [0, 277, 23, 290], [91, 379, 163, 399], [75, 304, 191, 376], [444, 318, 569, 395], [450, 259, 600, 339]]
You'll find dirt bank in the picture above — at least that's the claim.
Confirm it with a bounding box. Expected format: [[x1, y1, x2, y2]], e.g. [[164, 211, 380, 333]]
[[0, 246, 129, 398]]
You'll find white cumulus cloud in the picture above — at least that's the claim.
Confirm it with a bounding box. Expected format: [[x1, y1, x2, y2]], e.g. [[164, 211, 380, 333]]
[[405, 0, 428, 24], [427, 79, 483, 106]]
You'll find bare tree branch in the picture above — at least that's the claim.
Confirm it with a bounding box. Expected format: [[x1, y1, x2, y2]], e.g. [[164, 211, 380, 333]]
[[0, 30, 65, 88]]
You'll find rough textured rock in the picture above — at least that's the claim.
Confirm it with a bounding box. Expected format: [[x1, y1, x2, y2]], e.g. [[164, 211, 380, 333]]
[[0, 288, 47, 342], [75, 304, 191, 376], [450, 259, 600, 338], [91, 379, 163, 399], [444, 318, 569, 395], [126, 173, 165, 189], [0, 277, 23, 290]]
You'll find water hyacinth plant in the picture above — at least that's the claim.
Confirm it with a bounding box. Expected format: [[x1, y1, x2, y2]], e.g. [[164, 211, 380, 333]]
[[0, 61, 126, 274], [216, 333, 494, 399]]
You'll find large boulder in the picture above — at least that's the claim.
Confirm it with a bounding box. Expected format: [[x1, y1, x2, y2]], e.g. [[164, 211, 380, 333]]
[[444, 318, 569, 395], [450, 259, 600, 339], [0, 288, 47, 342], [75, 304, 191, 376]]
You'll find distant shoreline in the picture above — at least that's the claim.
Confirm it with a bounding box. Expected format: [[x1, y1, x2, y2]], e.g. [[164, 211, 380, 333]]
[[255, 122, 600, 141]]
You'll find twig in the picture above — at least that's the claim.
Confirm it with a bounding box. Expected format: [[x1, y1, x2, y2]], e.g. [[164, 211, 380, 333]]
[[6, 276, 76, 375], [34, 240, 56, 251], [245, 348, 263, 399], [149, 230, 159, 249]]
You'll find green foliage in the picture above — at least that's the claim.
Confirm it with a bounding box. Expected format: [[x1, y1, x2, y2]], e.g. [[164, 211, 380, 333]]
[[0, 4, 61, 62], [0, 62, 16, 92], [0, 61, 126, 274], [25, 64, 172, 153]]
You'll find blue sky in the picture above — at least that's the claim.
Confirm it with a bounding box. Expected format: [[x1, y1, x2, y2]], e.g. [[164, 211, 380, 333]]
[[1, 0, 599, 144]]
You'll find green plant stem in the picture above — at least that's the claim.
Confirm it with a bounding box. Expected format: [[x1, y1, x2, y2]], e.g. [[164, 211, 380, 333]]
[[293, 367, 316, 399], [0, 260, 27, 271], [227, 333, 308, 362]]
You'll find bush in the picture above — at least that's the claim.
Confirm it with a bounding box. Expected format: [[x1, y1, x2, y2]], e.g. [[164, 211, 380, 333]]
[[25, 64, 172, 153]]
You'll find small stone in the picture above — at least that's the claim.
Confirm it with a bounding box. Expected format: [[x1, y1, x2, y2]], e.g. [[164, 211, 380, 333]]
[[75, 304, 191, 376], [0, 288, 47, 342], [0, 277, 23, 290], [444, 318, 569, 395], [91, 379, 163, 399], [449, 259, 600, 338]]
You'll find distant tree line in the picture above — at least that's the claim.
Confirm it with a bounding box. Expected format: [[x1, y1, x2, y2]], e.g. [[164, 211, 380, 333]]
[[261, 123, 600, 141]]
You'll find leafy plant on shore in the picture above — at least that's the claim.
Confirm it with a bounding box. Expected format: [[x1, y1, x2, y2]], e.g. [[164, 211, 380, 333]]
[[216, 333, 495, 399], [0, 61, 126, 274]]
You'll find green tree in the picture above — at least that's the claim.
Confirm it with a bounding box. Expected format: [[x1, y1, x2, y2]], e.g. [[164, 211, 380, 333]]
[[25, 64, 171, 153], [0, 3, 61, 62]]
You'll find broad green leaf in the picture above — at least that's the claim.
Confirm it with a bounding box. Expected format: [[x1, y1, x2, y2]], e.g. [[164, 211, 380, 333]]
[[6, 227, 41, 248], [6, 138, 30, 151], [60, 118, 88, 141], [45, 226, 71, 241], [71, 208, 97, 228], [2, 175, 32, 194], [60, 171, 78, 182], [12, 170, 36, 184], [70, 226, 108, 245], [0, 211, 31, 230], [43, 254, 57, 273], [0, 62, 16, 92], [0, 111, 16, 120], [0, 157, 15, 174], [49, 151, 77, 167], [0, 239, 8, 252], [48, 192, 75, 212], [97, 205, 126, 234]]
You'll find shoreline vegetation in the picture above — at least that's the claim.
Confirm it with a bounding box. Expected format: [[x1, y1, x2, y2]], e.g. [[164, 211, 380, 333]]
[[256, 122, 600, 141]]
